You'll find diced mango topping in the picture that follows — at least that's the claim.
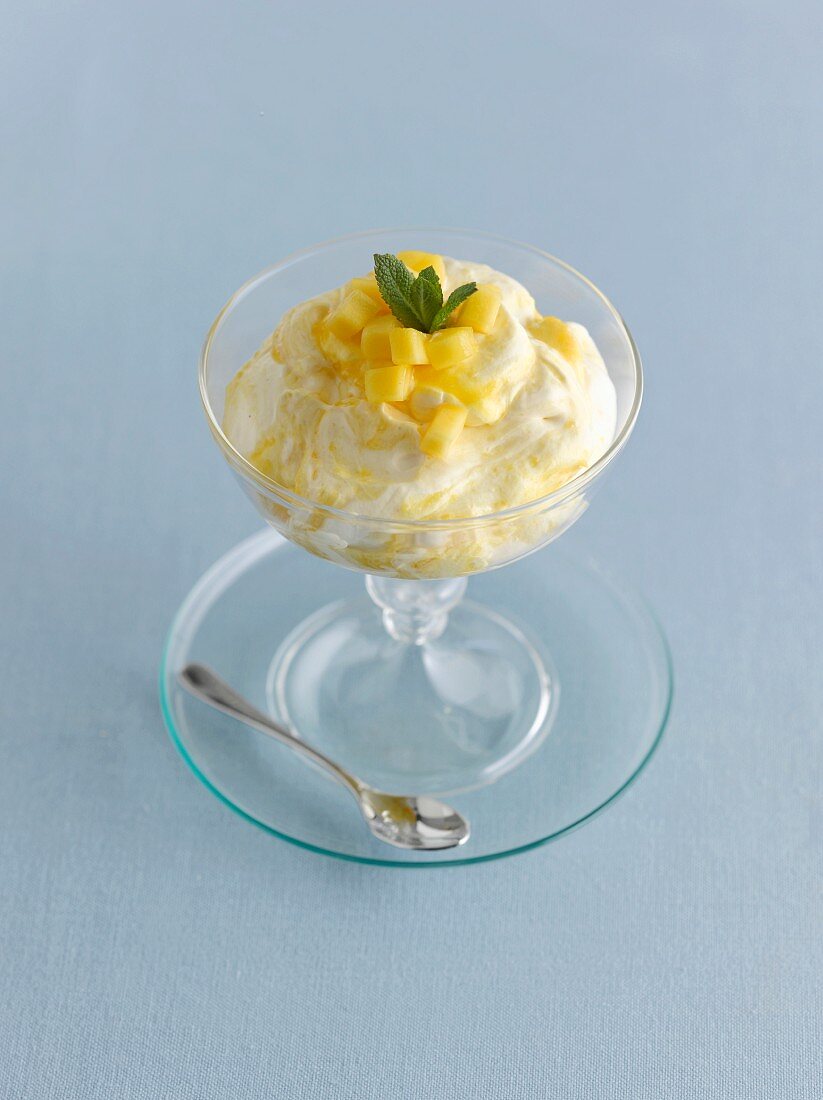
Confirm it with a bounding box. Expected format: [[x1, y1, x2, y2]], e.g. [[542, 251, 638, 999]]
[[397, 251, 446, 283], [459, 284, 501, 334], [412, 365, 479, 408], [531, 316, 578, 361], [427, 327, 476, 371], [314, 259, 491, 461], [420, 404, 468, 459], [327, 289, 383, 339], [316, 322, 362, 366], [365, 363, 414, 404], [409, 385, 462, 422], [361, 314, 401, 359], [389, 327, 430, 365], [348, 272, 386, 306]]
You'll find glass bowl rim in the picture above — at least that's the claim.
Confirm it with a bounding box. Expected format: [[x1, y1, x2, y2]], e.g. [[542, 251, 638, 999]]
[[199, 226, 643, 530]]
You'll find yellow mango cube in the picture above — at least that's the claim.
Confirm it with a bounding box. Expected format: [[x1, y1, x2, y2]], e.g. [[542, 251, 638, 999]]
[[349, 273, 387, 307], [409, 385, 462, 422], [459, 284, 501, 334], [420, 404, 468, 459], [364, 363, 414, 404], [439, 369, 483, 407], [389, 327, 430, 365], [361, 315, 401, 359], [427, 327, 476, 371], [397, 251, 446, 283], [327, 289, 383, 339], [410, 365, 439, 389], [531, 316, 578, 361], [316, 322, 362, 366], [412, 364, 480, 408]]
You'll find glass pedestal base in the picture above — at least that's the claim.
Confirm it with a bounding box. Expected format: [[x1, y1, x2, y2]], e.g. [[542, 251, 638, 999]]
[[267, 596, 554, 795], [160, 530, 673, 866]]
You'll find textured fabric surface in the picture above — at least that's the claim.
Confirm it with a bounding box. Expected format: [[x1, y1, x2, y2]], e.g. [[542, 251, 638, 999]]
[[1, 1, 821, 1096]]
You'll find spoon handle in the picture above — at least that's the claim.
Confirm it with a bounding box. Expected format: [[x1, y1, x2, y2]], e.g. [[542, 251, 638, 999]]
[[178, 663, 361, 796]]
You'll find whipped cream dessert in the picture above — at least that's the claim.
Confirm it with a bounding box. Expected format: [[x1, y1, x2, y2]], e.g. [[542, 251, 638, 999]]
[[223, 251, 617, 575]]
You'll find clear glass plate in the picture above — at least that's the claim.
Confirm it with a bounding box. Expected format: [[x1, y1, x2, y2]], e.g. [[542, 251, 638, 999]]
[[160, 531, 673, 866]]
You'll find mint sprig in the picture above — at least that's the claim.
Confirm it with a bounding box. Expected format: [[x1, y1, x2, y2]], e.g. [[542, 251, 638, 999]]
[[373, 253, 477, 333]]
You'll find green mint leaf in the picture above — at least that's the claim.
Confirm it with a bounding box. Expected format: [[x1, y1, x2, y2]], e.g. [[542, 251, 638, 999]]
[[373, 253, 424, 330], [431, 281, 477, 330], [374, 254, 475, 333], [410, 266, 443, 332]]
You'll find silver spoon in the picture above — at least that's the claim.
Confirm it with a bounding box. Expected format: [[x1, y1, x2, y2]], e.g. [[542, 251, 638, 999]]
[[177, 663, 470, 852]]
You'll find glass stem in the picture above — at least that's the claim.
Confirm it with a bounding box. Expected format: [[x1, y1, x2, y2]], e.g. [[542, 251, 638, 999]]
[[365, 575, 468, 645]]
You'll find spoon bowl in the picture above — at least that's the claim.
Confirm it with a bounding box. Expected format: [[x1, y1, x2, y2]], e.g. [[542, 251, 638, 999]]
[[360, 791, 470, 850]]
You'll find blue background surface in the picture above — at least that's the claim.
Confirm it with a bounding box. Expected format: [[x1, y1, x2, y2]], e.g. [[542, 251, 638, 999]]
[[2, 1, 821, 1096]]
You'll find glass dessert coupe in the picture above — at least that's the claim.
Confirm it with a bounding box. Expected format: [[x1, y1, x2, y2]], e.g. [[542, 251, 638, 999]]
[[160, 229, 672, 865]]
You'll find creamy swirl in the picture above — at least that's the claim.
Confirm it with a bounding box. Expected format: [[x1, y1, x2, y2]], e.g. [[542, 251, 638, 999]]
[[223, 257, 616, 526]]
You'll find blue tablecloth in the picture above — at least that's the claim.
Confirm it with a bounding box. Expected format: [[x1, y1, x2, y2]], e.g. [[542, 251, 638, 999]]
[[2, 2, 820, 1095]]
